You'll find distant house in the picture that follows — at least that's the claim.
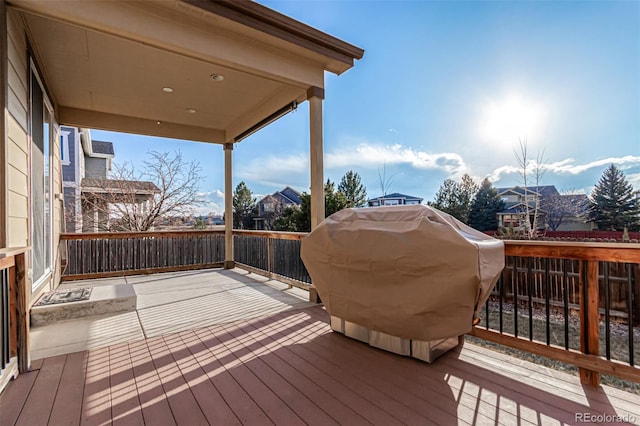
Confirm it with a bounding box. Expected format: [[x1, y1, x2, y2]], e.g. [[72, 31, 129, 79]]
[[496, 185, 592, 231], [367, 193, 423, 207], [254, 186, 302, 230], [61, 126, 158, 232]]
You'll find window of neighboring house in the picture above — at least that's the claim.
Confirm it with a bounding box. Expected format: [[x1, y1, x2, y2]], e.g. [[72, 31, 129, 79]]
[[405, 200, 420, 205], [60, 129, 71, 165], [263, 203, 274, 213], [30, 63, 54, 290], [384, 199, 399, 205], [370, 201, 379, 206]]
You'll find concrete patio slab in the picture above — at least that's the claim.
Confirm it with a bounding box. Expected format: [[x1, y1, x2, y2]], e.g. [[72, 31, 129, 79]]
[[30, 311, 144, 360], [29, 268, 315, 360]]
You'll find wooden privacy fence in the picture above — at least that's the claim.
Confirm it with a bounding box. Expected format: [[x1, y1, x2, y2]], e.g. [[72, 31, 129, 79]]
[[61, 231, 225, 280], [233, 230, 311, 290], [501, 257, 640, 323]]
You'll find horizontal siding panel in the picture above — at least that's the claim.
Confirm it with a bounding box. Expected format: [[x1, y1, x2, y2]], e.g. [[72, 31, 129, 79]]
[[7, 164, 28, 200], [7, 62, 27, 112], [8, 88, 27, 131], [8, 139, 28, 175], [8, 190, 28, 219], [8, 9, 29, 131], [7, 217, 28, 248], [7, 115, 28, 154], [7, 10, 27, 71]]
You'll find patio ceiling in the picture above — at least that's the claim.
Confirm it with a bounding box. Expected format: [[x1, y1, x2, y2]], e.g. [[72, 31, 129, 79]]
[[9, 0, 364, 143]]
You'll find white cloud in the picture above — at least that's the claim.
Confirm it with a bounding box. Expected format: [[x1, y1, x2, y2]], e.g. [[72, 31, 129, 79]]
[[238, 142, 469, 189], [326, 143, 468, 176], [627, 173, 640, 190], [542, 156, 640, 175], [237, 153, 309, 189], [488, 155, 640, 182], [193, 189, 226, 216]]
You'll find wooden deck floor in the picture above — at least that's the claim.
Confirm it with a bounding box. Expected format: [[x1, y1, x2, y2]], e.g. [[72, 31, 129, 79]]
[[1, 305, 639, 426]]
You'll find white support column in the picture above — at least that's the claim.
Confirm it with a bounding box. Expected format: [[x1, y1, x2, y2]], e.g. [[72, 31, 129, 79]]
[[308, 87, 325, 231], [224, 143, 234, 269]]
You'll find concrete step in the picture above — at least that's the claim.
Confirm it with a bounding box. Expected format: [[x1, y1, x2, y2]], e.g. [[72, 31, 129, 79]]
[[31, 284, 136, 326]]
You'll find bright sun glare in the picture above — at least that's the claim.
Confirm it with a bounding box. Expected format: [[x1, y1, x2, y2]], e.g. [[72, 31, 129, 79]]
[[480, 95, 544, 146]]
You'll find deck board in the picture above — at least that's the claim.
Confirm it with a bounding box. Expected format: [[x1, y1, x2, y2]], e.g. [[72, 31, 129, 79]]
[[49, 351, 87, 426], [15, 354, 66, 426], [128, 339, 176, 426], [2, 270, 640, 426], [0, 369, 38, 425]]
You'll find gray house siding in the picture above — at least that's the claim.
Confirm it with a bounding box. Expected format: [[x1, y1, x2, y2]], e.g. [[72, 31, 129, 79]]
[[84, 157, 108, 179]]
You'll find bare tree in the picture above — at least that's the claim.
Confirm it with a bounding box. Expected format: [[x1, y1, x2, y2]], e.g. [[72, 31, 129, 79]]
[[377, 163, 394, 197], [514, 139, 546, 239], [541, 191, 590, 231], [81, 151, 204, 232]]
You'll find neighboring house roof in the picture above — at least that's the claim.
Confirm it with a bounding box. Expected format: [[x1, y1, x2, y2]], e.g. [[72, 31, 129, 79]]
[[91, 140, 115, 156], [368, 193, 424, 202], [497, 185, 559, 197], [81, 178, 159, 195], [258, 187, 302, 206], [280, 186, 302, 204]]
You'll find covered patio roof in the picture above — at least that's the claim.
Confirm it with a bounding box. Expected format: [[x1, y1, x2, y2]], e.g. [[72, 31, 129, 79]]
[[10, 0, 364, 143]]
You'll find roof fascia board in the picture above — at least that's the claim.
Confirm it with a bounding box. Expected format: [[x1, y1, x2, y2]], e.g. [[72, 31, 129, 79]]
[[182, 0, 364, 74], [59, 107, 226, 144]]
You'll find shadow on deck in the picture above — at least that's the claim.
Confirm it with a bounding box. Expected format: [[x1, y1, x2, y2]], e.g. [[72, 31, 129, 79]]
[[1, 269, 639, 425]]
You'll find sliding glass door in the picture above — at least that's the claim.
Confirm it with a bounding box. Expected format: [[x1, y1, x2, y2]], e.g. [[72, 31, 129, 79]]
[[30, 66, 53, 289]]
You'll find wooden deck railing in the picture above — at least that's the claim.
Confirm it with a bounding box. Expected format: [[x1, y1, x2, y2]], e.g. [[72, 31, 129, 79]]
[[233, 230, 310, 290], [0, 247, 28, 392], [59, 230, 640, 386], [60, 231, 225, 280], [472, 240, 640, 386]]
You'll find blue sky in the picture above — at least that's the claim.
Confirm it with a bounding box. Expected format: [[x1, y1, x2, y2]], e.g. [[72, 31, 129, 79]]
[[92, 0, 640, 215]]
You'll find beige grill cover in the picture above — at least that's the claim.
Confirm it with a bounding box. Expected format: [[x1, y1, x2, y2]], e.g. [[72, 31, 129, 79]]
[[301, 205, 505, 341]]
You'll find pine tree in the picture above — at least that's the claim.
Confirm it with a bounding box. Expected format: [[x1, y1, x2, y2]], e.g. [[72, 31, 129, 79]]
[[429, 174, 478, 223], [232, 181, 256, 229], [338, 170, 368, 207], [468, 178, 505, 231], [589, 164, 640, 231]]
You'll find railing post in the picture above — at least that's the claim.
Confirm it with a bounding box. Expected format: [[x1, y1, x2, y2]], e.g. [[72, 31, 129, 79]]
[[15, 252, 29, 373], [580, 260, 600, 386], [266, 236, 272, 274]]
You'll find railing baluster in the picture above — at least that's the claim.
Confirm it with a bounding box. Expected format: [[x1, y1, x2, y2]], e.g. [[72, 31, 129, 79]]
[[563, 258, 570, 350], [628, 263, 635, 366], [604, 262, 611, 360], [499, 273, 504, 333], [545, 257, 550, 346], [513, 258, 518, 338], [527, 257, 533, 341]]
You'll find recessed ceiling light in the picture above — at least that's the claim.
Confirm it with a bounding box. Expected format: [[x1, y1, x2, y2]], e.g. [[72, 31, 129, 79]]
[[186, 108, 197, 114], [162, 87, 174, 93], [210, 74, 224, 82], [156, 121, 161, 125]]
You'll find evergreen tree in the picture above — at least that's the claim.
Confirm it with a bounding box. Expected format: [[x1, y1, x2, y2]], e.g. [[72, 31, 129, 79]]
[[338, 170, 368, 207], [278, 180, 350, 232], [468, 178, 505, 231], [273, 205, 301, 231], [429, 174, 478, 223], [589, 164, 640, 231], [232, 181, 256, 229]]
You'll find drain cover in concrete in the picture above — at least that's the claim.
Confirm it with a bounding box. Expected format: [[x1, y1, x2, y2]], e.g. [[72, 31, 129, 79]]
[[35, 288, 93, 306]]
